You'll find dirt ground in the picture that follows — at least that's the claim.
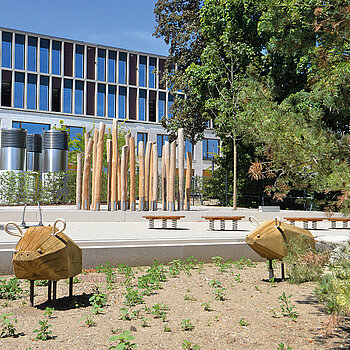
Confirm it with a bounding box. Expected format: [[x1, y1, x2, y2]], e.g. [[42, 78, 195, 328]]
[[0, 260, 349, 350]]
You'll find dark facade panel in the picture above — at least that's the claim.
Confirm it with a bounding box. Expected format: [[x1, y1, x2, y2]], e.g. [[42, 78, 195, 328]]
[[64, 42, 73, 77], [129, 54, 137, 86], [87, 81, 95, 115], [129, 87, 137, 120], [87, 47, 96, 80], [149, 90, 156, 122]]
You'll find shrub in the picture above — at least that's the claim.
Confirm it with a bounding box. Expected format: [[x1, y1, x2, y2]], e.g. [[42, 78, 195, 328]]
[[0, 277, 22, 300]]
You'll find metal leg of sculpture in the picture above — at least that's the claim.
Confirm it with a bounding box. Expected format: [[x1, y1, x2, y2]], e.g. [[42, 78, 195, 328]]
[[48, 281, 52, 301], [69, 277, 73, 298], [268, 260, 274, 280], [30, 280, 34, 306], [281, 263, 285, 280], [53, 281, 57, 300]]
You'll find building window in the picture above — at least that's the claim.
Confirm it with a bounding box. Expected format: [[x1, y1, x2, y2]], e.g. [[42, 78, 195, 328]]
[[137, 132, 148, 146], [97, 83, 105, 117], [52, 41, 61, 75], [203, 138, 219, 160], [149, 57, 156, 89], [129, 87, 136, 120], [139, 55, 147, 87], [2, 32, 12, 69], [157, 134, 168, 157], [63, 79, 72, 113], [149, 90, 156, 122], [138, 89, 146, 121], [27, 37, 37, 72], [64, 42, 73, 77], [75, 80, 84, 114], [118, 86, 126, 119], [158, 92, 166, 122], [87, 82, 95, 115], [159, 58, 166, 89], [39, 75, 49, 110], [108, 85, 116, 118], [168, 94, 174, 118], [185, 139, 193, 158], [118, 52, 127, 84], [15, 34, 25, 70], [14, 72, 25, 108], [97, 49, 106, 81], [27, 74, 37, 110], [66, 126, 84, 150], [129, 54, 137, 86], [108, 51, 116, 83], [12, 121, 50, 134], [1, 71, 12, 107], [52, 77, 61, 112], [75, 45, 84, 78], [40, 39, 49, 74], [87, 46, 95, 80]]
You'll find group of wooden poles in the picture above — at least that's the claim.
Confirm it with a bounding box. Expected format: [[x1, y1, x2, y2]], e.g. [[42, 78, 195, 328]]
[[75, 120, 192, 211]]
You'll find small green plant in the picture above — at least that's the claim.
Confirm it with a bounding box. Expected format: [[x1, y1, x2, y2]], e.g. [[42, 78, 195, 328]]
[[141, 318, 149, 327], [151, 303, 168, 319], [278, 293, 299, 321], [0, 277, 23, 300], [269, 277, 277, 287], [21, 300, 27, 306], [35, 280, 49, 286], [2, 302, 10, 307], [239, 318, 249, 326], [163, 323, 171, 332], [132, 309, 141, 319], [124, 287, 144, 306], [80, 311, 96, 327], [119, 307, 132, 321], [232, 256, 256, 269], [110, 325, 122, 334], [208, 280, 221, 288], [270, 307, 279, 318], [201, 301, 211, 311], [65, 276, 81, 284], [182, 339, 201, 349], [44, 307, 54, 318], [0, 312, 17, 338], [33, 320, 53, 340], [181, 319, 194, 331], [277, 342, 292, 350], [234, 274, 243, 283], [254, 285, 263, 293], [109, 330, 137, 350], [213, 288, 226, 301], [184, 294, 197, 301], [89, 285, 107, 314]]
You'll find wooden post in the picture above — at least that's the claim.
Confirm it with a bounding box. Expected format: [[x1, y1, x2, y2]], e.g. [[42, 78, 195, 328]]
[[169, 141, 176, 211], [125, 133, 131, 210], [76, 153, 82, 210], [178, 129, 185, 211], [121, 145, 128, 211], [149, 143, 153, 210], [82, 138, 94, 210], [130, 136, 136, 211], [152, 143, 158, 211], [144, 142, 151, 211], [117, 152, 121, 209], [94, 123, 105, 211], [185, 152, 192, 210], [138, 141, 145, 211], [111, 120, 118, 211], [91, 130, 99, 210], [84, 132, 91, 208], [106, 139, 112, 211], [161, 144, 167, 210], [165, 141, 170, 211]]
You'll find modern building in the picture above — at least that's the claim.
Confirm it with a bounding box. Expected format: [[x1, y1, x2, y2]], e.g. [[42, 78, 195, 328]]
[[0, 27, 219, 175]]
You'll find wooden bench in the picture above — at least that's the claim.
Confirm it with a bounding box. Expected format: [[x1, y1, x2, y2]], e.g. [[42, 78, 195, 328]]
[[327, 217, 350, 229], [283, 217, 324, 230], [142, 215, 185, 229], [201, 216, 245, 231]]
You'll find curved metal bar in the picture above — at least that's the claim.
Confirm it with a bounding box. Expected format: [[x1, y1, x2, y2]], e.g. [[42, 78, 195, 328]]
[[52, 218, 66, 235], [4, 222, 24, 238], [248, 216, 260, 227], [274, 216, 281, 229]]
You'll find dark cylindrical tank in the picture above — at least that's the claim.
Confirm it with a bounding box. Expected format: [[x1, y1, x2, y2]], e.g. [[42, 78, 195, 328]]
[[42, 130, 68, 172], [27, 134, 42, 172], [0, 128, 27, 170]]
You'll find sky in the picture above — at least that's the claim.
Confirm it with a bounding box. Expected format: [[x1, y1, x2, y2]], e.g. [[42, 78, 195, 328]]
[[0, 0, 169, 56]]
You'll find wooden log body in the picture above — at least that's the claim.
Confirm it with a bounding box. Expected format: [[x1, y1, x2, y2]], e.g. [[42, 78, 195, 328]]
[[106, 139, 112, 211], [111, 120, 118, 211], [185, 152, 192, 211], [169, 141, 176, 211], [245, 220, 315, 260], [121, 145, 129, 211], [76, 153, 82, 210], [94, 123, 105, 211], [84, 132, 91, 208], [117, 152, 121, 209], [82, 138, 94, 210], [164, 142, 170, 211], [91, 130, 99, 210], [125, 133, 131, 209], [144, 142, 151, 211], [138, 141, 145, 211], [129, 136, 136, 211], [161, 144, 167, 210], [178, 129, 185, 210], [152, 143, 158, 211], [149, 143, 154, 210], [13, 226, 82, 281]]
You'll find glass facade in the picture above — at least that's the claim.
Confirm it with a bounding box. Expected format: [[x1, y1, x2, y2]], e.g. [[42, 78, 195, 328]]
[[97, 83, 105, 117], [139, 56, 147, 87], [158, 92, 166, 121], [185, 139, 193, 158], [14, 72, 24, 108], [27, 37, 37, 72], [12, 121, 50, 134], [97, 49, 106, 81], [157, 134, 168, 157], [75, 80, 84, 114], [27, 74, 37, 110], [75, 45, 84, 78], [108, 51, 116, 83], [118, 52, 127, 84], [118, 86, 126, 119], [15, 34, 25, 70], [63, 79, 72, 113], [149, 57, 156, 89], [52, 41, 61, 75], [108, 85, 116, 118], [39, 75, 49, 111], [40, 39, 49, 74], [138, 89, 146, 121], [203, 139, 219, 160]]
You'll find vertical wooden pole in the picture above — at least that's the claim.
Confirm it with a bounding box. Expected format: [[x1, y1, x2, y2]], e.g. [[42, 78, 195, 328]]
[[165, 141, 170, 211], [117, 152, 121, 209], [106, 139, 112, 211], [169, 141, 176, 211], [111, 120, 118, 211], [144, 142, 151, 211], [76, 153, 82, 210], [125, 133, 131, 210], [185, 152, 192, 211], [94, 123, 105, 211], [161, 144, 166, 210], [152, 143, 158, 211], [130, 136, 136, 211], [121, 145, 128, 211], [92, 130, 99, 210], [138, 141, 145, 211], [82, 138, 94, 210], [149, 144, 154, 210], [178, 128, 185, 211], [84, 132, 91, 208]]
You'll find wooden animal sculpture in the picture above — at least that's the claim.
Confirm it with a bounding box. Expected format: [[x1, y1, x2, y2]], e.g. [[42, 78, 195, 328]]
[[246, 217, 315, 279], [5, 218, 82, 306]]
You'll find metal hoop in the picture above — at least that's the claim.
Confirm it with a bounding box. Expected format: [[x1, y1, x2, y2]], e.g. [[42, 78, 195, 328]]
[[274, 216, 282, 229], [52, 218, 66, 235], [248, 216, 260, 227], [4, 222, 24, 238]]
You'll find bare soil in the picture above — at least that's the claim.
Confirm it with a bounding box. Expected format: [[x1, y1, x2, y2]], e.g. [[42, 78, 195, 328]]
[[0, 261, 349, 350]]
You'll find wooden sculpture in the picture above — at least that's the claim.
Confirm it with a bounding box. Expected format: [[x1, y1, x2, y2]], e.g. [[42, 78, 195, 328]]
[[152, 143, 158, 211], [138, 141, 145, 211], [149, 143, 154, 211], [161, 144, 167, 210], [76, 153, 82, 210], [145, 142, 151, 211], [178, 129, 185, 211], [185, 152, 192, 211], [106, 139, 112, 211], [82, 137, 93, 210], [121, 145, 128, 211], [111, 120, 118, 211], [91, 129, 99, 210], [165, 142, 170, 211], [94, 123, 105, 211], [130, 136, 136, 211]]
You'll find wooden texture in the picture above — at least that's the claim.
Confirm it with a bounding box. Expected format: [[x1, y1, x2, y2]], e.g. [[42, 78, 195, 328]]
[[144, 142, 151, 211], [117, 152, 121, 209], [185, 152, 192, 211], [169, 141, 176, 211], [84, 132, 91, 208], [94, 123, 105, 211], [152, 143, 158, 211], [130, 136, 136, 211], [75, 153, 82, 210], [91, 130, 99, 210], [202, 216, 245, 221], [106, 139, 112, 211], [138, 141, 145, 211], [245, 220, 315, 260], [111, 120, 118, 211], [178, 128, 185, 211], [143, 215, 185, 220], [13, 226, 82, 281], [82, 138, 94, 210], [161, 144, 167, 210], [164, 142, 170, 211], [149, 143, 154, 210], [121, 145, 128, 211], [283, 217, 324, 222]]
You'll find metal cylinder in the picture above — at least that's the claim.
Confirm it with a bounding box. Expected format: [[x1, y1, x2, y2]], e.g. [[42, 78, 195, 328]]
[[27, 134, 42, 172], [0, 128, 27, 170], [42, 130, 68, 172]]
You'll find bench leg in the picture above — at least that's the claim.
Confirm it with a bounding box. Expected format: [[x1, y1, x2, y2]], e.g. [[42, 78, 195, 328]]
[[232, 220, 238, 230], [312, 221, 317, 230], [149, 219, 154, 229], [172, 219, 177, 229], [331, 221, 336, 229], [162, 219, 167, 229], [343, 221, 348, 229], [209, 220, 214, 231], [220, 220, 225, 230], [303, 221, 308, 229]]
